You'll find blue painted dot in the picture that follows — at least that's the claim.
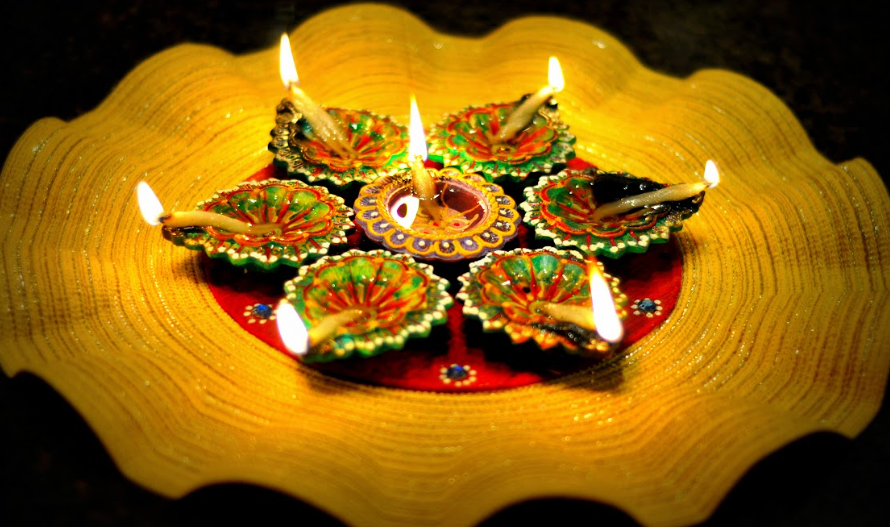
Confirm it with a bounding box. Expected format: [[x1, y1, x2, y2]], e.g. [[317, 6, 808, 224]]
[[638, 299, 657, 313], [251, 304, 274, 319], [446, 365, 469, 380]]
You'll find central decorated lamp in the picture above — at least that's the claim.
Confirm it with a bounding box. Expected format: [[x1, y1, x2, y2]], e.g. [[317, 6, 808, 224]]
[[354, 96, 521, 261]]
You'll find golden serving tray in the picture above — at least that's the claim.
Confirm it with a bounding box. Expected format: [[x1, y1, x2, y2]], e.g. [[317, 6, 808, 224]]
[[1, 4, 888, 526]]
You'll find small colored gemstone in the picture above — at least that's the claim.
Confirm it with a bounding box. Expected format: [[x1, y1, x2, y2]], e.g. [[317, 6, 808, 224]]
[[251, 304, 274, 319], [638, 299, 657, 313], [446, 365, 469, 380]]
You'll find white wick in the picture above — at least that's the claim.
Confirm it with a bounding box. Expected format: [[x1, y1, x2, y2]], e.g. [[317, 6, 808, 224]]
[[592, 160, 720, 222], [136, 181, 280, 236], [493, 57, 564, 143]]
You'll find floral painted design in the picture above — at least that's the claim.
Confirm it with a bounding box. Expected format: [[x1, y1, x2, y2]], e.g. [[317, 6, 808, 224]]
[[282, 249, 453, 362], [243, 303, 276, 324], [521, 169, 702, 258], [269, 100, 409, 187], [164, 178, 353, 270], [354, 167, 520, 262], [439, 364, 477, 387], [631, 298, 663, 317], [428, 102, 575, 183], [458, 247, 628, 354]]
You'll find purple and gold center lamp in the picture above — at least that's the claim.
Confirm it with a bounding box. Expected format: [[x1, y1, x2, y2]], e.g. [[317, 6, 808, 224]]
[[458, 247, 627, 355], [354, 96, 521, 261], [136, 178, 353, 271], [268, 34, 409, 187], [428, 57, 575, 183], [276, 249, 453, 361], [521, 161, 720, 258]]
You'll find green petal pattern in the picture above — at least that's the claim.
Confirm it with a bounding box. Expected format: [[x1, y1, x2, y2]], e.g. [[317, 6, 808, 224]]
[[283, 249, 453, 362], [457, 247, 627, 353], [428, 101, 575, 183], [521, 170, 699, 258], [269, 100, 409, 187], [164, 178, 353, 271]]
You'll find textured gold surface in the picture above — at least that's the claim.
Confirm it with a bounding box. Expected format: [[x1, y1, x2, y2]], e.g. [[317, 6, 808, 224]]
[[1, 4, 888, 527]]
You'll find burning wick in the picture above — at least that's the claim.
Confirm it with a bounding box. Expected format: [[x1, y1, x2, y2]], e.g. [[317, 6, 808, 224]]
[[493, 56, 564, 144], [279, 34, 355, 159], [531, 261, 624, 345], [408, 95, 447, 224], [591, 160, 720, 222], [136, 182, 281, 236], [276, 301, 368, 356]]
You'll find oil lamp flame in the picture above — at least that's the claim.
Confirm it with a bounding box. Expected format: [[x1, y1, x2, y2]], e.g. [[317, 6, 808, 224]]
[[136, 181, 164, 226], [279, 33, 299, 87], [408, 94, 428, 161], [704, 159, 720, 188], [548, 56, 564, 92], [276, 301, 309, 356], [589, 263, 624, 343]]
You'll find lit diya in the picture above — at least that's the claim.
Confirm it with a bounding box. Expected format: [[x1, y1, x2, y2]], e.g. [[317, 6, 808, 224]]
[[427, 57, 575, 183], [457, 247, 626, 355], [521, 161, 720, 258], [137, 179, 353, 270], [277, 249, 453, 361], [269, 34, 409, 187], [354, 96, 520, 261]]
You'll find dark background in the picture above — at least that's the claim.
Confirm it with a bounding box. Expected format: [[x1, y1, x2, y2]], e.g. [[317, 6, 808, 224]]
[[1, 1, 888, 526]]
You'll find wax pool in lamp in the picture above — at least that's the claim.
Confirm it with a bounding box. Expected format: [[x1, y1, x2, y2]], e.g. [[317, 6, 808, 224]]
[[269, 34, 409, 188], [136, 179, 354, 271], [521, 162, 719, 258], [428, 57, 575, 183], [354, 96, 521, 261]]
